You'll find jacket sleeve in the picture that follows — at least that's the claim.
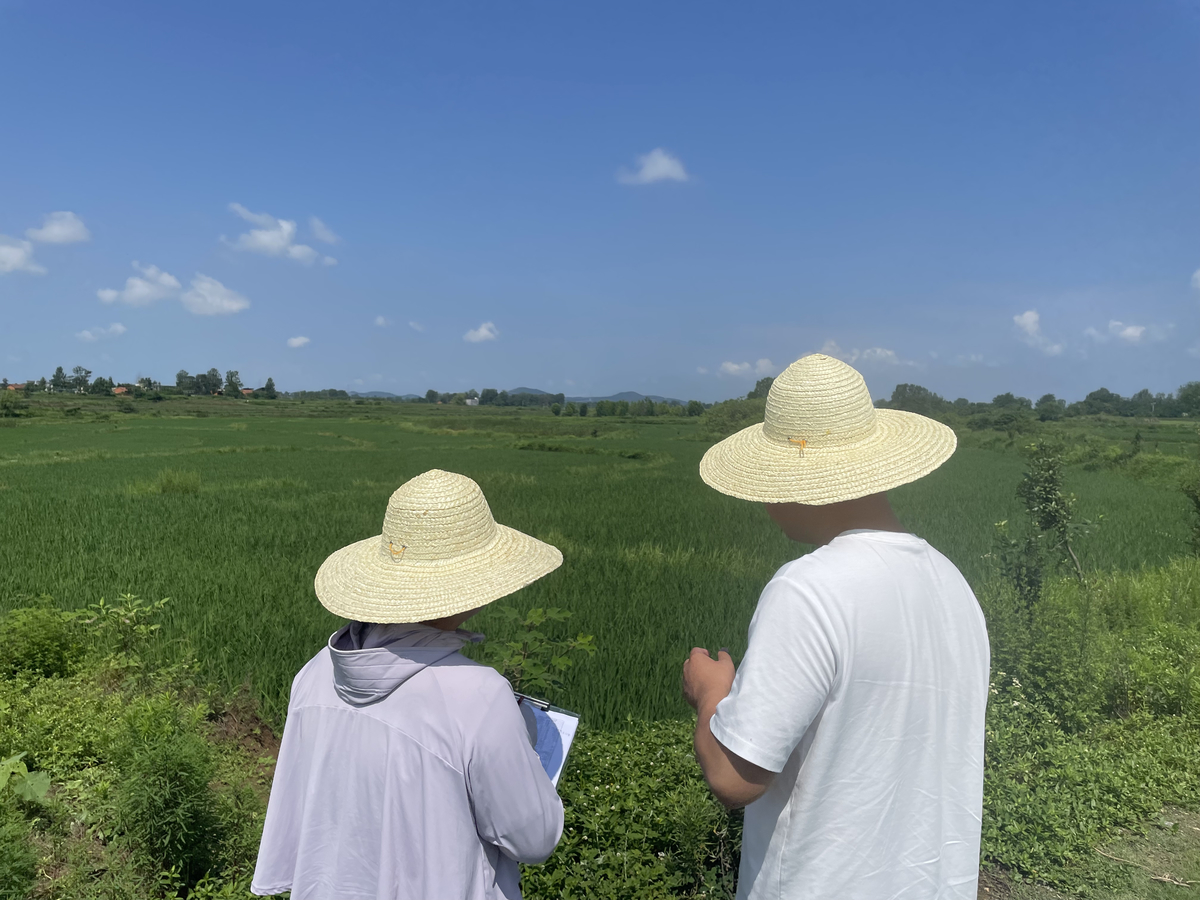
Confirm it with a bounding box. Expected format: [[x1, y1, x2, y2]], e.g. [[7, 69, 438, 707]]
[[466, 682, 565, 864]]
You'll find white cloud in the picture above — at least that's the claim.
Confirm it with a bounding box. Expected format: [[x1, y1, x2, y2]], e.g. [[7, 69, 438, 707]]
[[97, 261, 180, 306], [859, 348, 901, 365], [409, 321, 424, 332], [0, 237, 45, 274], [1085, 319, 1151, 345], [1013, 310, 1064, 356], [374, 315, 388, 327], [26, 211, 90, 244], [181, 274, 250, 315], [464, 321, 498, 343], [310, 216, 340, 244], [1192, 268, 1200, 291], [717, 358, 778, 378], [616, 148, 689, 185], [1108, 320, 1146, 343], [225, 203, 334, 266], [696, 366, 709, 375], [819, 340, 917, 367], [76, 322, 127, 342], [287, 336, 310, 348]]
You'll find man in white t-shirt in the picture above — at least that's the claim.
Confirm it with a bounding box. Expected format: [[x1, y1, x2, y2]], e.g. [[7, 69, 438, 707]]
[[683, 354, 990, 900]]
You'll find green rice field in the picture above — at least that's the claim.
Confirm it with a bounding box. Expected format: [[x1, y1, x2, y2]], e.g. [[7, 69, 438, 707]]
[[0, 403, 1192, 728]]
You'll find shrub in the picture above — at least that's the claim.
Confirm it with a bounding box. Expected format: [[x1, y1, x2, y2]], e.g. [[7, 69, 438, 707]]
[[700, 398, 765, 439], [0, 801, 35, 900], [484, 606, 595, 698], [112, 697, 225, 885], [0, 604, 81, 679]]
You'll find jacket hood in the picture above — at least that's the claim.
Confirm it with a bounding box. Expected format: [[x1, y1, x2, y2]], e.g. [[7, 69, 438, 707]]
[[328, 622, 484, 706]]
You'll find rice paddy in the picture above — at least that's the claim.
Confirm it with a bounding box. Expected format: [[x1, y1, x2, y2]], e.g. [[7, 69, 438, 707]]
[[0, 404, 1192, 728]]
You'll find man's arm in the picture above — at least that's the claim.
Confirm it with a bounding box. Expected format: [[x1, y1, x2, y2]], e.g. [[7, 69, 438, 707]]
[[682, 648, 774, 809], [468, 683, 564, 863]]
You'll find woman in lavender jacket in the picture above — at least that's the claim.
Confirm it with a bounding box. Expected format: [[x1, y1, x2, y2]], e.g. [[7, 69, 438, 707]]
[[252, 470, 565, 900]]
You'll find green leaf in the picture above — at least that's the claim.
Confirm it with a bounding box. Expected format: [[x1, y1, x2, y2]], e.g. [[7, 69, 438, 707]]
[[12, 770, 50, 802], [0, 752, 27, 789]]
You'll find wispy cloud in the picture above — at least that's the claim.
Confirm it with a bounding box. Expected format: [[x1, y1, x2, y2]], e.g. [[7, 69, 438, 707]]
[[76, 322, 126, 342], [617, 148, 689, 185], [718, 359, 776, 377], [26, 211, 90, 244], [225, 203, 336, 266], [310, 216, 340, 244], [97, 262, 181, 306], [181, 274, 250, 315], [464, 321, 499, 343], [287, 336, 310, 348], [408, 321, 424, 332], [1084, 319, 1157, 345], [1191, 268, 1200, 292], [1013, 310, 1064, 356], [0, 237, 45, 274], [820, 340, 919, 367], [374, 315, 388, 327]]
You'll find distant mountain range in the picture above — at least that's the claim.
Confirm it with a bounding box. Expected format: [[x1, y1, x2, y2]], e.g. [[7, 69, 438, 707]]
[[348, 388, 686, 405]]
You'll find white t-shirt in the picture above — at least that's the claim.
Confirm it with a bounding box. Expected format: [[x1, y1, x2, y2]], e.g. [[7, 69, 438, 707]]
[[710, 530, 990, 900]]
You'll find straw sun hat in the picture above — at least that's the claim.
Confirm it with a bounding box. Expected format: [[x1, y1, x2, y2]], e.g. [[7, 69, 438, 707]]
[[700, 354, 956, 505], [315, 469, 562, 623]]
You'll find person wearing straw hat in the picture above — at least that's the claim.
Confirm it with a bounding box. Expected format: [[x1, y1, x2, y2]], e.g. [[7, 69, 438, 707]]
[[252, 469, 565, 900], [682, 354, 990, 900]]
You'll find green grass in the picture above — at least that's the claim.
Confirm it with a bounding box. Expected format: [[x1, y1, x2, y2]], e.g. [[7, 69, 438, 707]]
[[0, 408, 1192, 729]]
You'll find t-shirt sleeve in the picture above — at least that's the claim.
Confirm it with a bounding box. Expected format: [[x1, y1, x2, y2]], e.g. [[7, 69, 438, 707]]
[[710, 570, 839, 774]]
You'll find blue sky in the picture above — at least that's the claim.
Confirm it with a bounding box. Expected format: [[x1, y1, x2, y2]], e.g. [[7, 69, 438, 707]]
[[1, 1, 1197, 402]]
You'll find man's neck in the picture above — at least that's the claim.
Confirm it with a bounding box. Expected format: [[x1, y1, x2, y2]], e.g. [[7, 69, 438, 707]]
[[767, 492, 908, 547]]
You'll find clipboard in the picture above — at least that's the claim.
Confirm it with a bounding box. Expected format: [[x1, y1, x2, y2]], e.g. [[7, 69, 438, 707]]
[[515, 692, 580, 788]]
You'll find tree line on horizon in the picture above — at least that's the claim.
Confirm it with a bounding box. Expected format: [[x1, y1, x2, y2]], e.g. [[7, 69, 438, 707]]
[[877, 381, 1200, 422], [5, 367, 1199, 421]]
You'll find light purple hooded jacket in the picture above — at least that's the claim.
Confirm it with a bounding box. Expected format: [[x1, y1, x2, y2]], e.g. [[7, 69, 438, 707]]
[[251, 622, 565, 899]]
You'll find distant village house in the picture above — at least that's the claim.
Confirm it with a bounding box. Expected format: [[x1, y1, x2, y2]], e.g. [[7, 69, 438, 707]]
[[112, 386, 129, 395], [6, 384, 25, 391]]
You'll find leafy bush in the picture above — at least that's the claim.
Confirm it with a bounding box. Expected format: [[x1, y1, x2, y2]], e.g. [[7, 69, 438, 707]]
[[0, 597, 273, 897], [981, 674, 1200, 888], [112, 699, 225, 885], [0, 801, 35, 900], [523, 720, 740, 900], [0, 603, 82, 678], [699, 398, 765, 439], [484, 606, 595, 697]]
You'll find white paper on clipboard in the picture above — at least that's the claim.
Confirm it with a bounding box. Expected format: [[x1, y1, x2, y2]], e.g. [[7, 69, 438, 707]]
[[516, 693, 580, 788]]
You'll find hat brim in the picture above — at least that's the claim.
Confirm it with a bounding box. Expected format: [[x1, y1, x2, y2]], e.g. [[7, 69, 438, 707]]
[[699, 409, 956, 505], [314, 524, 563, 623]]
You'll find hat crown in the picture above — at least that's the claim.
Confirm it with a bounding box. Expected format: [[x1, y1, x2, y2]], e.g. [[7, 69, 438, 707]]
[[762, 354, 876, 449], [380, 469, 498, 562]]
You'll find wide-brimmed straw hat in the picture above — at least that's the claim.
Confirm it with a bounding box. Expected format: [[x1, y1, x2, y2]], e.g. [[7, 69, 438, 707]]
[[700, 354, 956, 505], [315, 469, 562, 623]]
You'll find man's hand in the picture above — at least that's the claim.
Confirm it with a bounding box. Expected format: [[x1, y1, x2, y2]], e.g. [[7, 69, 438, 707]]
[[682, 647, 774, 809], [682, 647, 735, 711]]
